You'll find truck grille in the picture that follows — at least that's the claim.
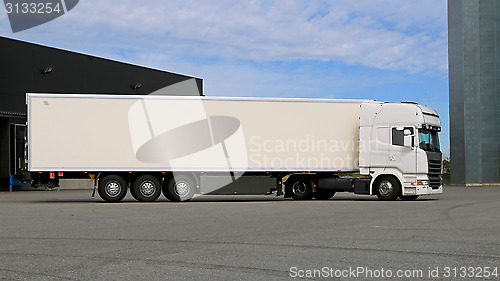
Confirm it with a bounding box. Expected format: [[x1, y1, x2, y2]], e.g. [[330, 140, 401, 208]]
[[427, 152, 442, 189], [429, 159, 442, 174], [428, 175, 441, 189]]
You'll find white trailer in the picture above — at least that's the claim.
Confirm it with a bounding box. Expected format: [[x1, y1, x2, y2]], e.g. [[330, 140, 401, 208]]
[[26, 93, 443, 202]]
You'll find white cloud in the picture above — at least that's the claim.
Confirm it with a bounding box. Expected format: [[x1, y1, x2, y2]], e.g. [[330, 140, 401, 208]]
[[37, 0, 448, 74]]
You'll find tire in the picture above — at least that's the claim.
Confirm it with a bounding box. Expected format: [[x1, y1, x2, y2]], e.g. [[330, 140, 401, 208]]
[[130, 188, 139, 201], [375, 176, 401, 201], [131, 175, 161, 202], [399, 195, 419, 201], [162, 180, 174, 201], [98, 175, 128, 202], [289, 177, 313, 200], [166, 175, 196, 202], [314, 190, 336, 200]]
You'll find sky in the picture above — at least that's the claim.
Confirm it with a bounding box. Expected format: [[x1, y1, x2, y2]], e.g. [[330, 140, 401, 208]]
[[0, 0, 450, 156]]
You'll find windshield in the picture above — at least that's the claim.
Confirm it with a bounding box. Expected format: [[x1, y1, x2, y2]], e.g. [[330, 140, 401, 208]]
[[418, 129, 440, 152]]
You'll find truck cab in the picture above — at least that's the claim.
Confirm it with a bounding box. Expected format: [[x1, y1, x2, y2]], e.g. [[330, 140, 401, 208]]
[[359, 102, 443, 200]]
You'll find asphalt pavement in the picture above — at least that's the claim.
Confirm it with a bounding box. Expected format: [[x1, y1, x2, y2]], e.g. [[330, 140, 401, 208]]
[[0, 186, 499, 280]]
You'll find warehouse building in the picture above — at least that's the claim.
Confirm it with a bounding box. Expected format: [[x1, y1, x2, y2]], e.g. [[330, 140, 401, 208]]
[[448, 0, 500, 184], [0, 36, 203, 189]]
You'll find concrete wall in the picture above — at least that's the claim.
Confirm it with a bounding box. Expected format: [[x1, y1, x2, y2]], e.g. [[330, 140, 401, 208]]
[[59, 179, 94, 190], [448, 0, 500, 184]]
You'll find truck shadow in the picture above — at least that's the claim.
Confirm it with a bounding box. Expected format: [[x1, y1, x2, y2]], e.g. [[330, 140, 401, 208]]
[[33, 196, 439, 203]]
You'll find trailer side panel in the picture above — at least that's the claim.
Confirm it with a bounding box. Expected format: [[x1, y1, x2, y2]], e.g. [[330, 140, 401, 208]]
[[28, 94, 362, 172]]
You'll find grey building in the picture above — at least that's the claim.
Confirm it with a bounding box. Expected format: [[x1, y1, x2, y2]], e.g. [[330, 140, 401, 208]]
[[448, 0, 500, 184]]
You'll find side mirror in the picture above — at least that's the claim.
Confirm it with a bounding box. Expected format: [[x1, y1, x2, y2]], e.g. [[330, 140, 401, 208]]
[[404, 135, 414, 148]]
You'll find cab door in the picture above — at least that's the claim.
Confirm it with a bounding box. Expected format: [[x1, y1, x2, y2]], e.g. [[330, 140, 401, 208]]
[[389, 126, 417, 174]]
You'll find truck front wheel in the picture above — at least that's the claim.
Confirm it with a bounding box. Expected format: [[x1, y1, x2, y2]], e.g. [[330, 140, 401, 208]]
[[131, 175, 162, 202], [375, 176, 400, 201], [98, 175, 128, 202]]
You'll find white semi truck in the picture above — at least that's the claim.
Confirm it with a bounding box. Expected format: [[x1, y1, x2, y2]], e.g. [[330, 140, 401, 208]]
[[26, 93, 442, 202]]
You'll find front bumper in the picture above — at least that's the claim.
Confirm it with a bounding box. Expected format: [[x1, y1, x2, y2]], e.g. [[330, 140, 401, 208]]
[[402, 178, 443, 196]]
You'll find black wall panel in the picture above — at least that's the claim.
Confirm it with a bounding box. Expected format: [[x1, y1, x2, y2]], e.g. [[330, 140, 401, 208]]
[[0, 36, 203, 115], [0, 36, 202, 182]]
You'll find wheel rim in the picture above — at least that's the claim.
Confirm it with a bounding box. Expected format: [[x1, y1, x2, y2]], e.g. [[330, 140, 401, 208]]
[[292, 181, 307, 196], [174, 181, 190, 197], [140, 180, 155, 197], [105, 181, 121, 197], [378, 180, 393, 197]]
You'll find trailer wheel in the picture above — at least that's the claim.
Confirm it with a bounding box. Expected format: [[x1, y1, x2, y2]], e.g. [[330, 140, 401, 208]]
[[399, 195, 419, 201], [131, 175, 161, 202], [98, 175, 128, 202], [375, 176, 400, 201], [289, 177, 313, 200], [162, 181, 174, 201], [166, 175, 195, 202], [314, 190, 336, 200]]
